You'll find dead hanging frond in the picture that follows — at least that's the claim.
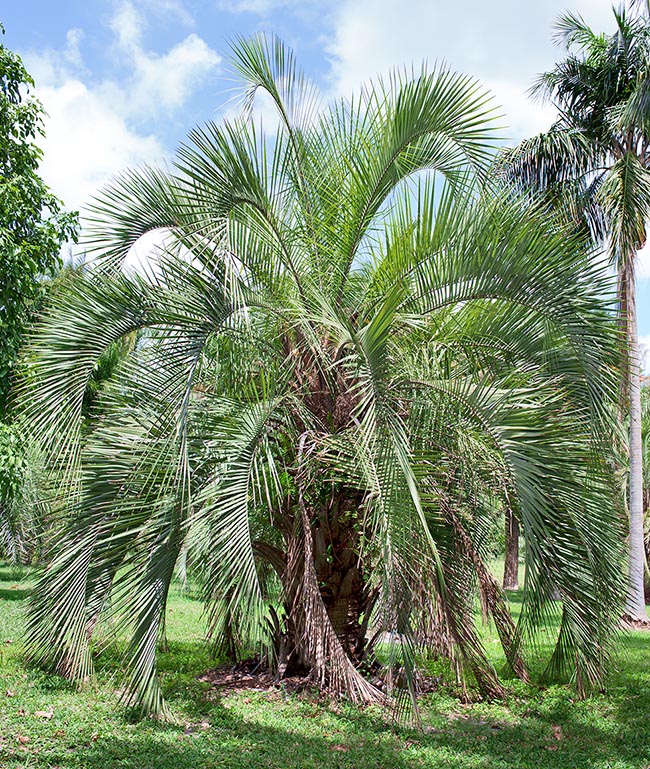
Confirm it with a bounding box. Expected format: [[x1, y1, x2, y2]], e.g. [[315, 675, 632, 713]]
[[407, 566, 455, 661], [441, 496, 529, 683], [419, 491, 504, 699]]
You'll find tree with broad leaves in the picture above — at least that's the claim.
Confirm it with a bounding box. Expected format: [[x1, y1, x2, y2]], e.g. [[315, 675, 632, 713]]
[[21, 35, 625, 718], [499, 3, 650, 621], [0, 25, 78, 418], [0, 27, 77, 563]]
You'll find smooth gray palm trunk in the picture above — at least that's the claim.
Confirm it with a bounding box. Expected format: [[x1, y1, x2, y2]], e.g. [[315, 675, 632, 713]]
[[626, 268, 648, 621]]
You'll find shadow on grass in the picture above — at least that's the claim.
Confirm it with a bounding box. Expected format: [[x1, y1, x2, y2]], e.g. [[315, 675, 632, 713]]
[[40, 713, 414, 769], [0, 565, 32, 580], [91, 638, 220, 720], [5, 636, 650, 769], [0, 585, 31, 601], [10, 683, 649, 769], [4, 578, 648, 769]]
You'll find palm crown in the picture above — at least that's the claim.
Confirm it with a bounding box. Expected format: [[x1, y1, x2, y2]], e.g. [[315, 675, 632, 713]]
[[500, 4, 650, 621], [22, 35, 624, 716]]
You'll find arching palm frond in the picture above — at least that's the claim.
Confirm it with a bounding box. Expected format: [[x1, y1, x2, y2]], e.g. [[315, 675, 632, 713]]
[[21, 34, 624, 716]]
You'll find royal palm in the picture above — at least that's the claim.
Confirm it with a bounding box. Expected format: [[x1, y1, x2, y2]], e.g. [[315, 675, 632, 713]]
[[501, 5, 650, 621]]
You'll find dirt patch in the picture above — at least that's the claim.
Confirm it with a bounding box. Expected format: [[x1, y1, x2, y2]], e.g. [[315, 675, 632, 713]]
[[621, 613, 650, 631], [197, 659, 442, 697], [198, 659, 316, 696]]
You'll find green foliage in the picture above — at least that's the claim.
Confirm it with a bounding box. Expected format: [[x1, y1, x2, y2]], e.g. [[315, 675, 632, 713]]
[[20, 35, 626, 717], [0, 424, 27, 502], [0, 26, 78, 416], [0, 424, 47, 562]]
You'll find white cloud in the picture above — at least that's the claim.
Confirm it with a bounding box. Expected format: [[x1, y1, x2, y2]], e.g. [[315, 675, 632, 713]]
[[35, 79, 164, 213], [126, 33, 221, 117], [122, 228, 213, 283], [26, 28, 87, 85], [22, 0, 220, 214], [138, 0, 195, 27], [325, 0, 620, 142], [216, 0, 303, 13], [217, 0, 276, 11], [484, 79, 557, 142], [122, 229, 169, 280], [110, 1, 143, 50], [63, 28, 85, 69], [109, 1, 221, 118]]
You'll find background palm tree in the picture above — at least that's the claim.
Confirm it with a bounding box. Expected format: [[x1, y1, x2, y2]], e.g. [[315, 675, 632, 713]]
[[499, 4, 650, 621], [21, 35, 625, 716]]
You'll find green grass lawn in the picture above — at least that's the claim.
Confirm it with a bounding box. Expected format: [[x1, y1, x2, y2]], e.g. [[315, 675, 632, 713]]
[[1, 564, 649, 769]]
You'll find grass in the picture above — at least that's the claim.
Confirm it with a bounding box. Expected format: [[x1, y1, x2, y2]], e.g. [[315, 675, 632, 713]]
[[1, 564, 649, 768]]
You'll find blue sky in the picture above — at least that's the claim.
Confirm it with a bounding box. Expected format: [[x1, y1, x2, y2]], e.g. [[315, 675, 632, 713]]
[[4, 0, 650, 361]]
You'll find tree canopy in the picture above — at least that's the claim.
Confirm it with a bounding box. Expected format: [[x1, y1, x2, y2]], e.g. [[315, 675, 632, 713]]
[[0, 26, 78, 417], [21, 35, 625, 718]]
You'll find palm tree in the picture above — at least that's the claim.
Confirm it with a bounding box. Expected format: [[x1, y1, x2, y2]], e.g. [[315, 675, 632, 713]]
[[499, 4, 650, 621], [21, 35, 625, 716]]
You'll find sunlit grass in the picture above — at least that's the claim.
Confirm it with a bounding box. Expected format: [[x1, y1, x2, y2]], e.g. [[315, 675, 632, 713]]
[[1, 564, 649, 768]]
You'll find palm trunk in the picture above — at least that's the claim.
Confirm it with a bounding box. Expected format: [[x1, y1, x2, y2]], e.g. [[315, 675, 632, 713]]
[[278, 473, 382, 703], [276, 485, 380, 699], [626, 265, 648, 620], [312, 496, 370, 662], [502, 507, 519, 591], [281, 556, 370, 671]]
